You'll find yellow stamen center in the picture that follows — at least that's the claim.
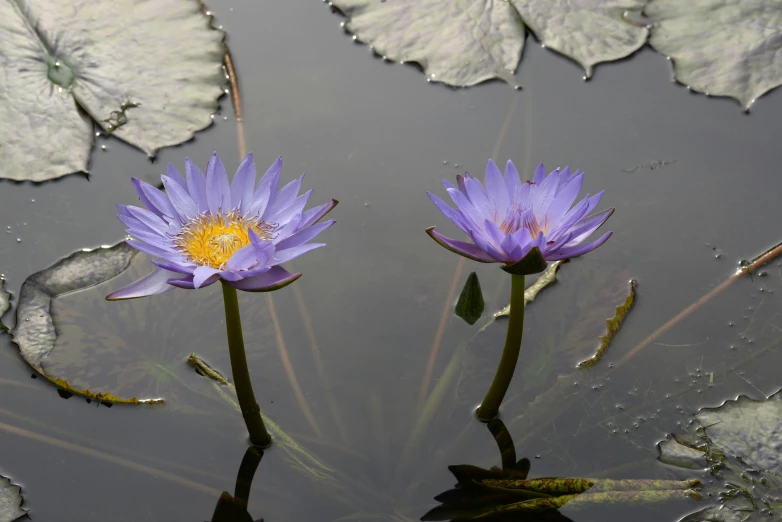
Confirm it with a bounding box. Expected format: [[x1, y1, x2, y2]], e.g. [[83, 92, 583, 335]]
[[173, 211, 275, 269]]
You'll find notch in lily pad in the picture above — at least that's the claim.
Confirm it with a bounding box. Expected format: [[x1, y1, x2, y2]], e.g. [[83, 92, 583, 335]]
[[455, 272, 484, 325], [501, 247, 547, 276]]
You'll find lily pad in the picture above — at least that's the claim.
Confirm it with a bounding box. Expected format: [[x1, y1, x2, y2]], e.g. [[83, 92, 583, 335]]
[[0, 475, 25, 522], [11, 243, 277, 408], [330, 0, 648, 87], [646, 0, 782, 110], [510, 0, 648, 79], [0, 0, 226, 181], [331, 0, 525, 86], [658, 390, 782, 521]]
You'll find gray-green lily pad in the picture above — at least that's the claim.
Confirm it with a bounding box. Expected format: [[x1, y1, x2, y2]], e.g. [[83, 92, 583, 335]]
[[330, 0, 648, 87], [0, 0, 226, 181], [0, 475, 25, 522], [658, 390, 782, 521], [0, 279, 10, 331], [11, 243, 277, 408], [331, 0, 525, 86], [511, 0, 648, 78], [646, 0, 782, 110]]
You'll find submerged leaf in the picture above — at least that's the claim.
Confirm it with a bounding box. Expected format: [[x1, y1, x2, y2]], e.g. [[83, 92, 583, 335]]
[[0, 475, 25, 522], [646, 0, 782, 110], [0, 0, 226, 181], [455, 272, 485, 326], [577, 279, 636, 368], [0, 280, 10, 331], [494, 261, 564, 321], [511, 0, 648, 78], [659, 390, 782, 521], [11, 244, 277, 408], [330, 0, 525, 86]]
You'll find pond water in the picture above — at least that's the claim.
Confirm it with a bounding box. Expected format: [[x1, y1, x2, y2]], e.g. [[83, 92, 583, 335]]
[[1, 1, 782, 521]]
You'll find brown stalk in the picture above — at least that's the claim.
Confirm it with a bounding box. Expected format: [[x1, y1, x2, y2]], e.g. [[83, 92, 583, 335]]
[[615, 241, 782, 369]]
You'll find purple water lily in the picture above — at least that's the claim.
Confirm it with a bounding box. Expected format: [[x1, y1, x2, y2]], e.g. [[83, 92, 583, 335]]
[[107, 152, 337, 300], [426, 160, 613, 266]]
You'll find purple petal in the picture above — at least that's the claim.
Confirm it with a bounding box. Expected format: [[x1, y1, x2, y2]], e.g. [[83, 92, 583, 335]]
[[162, 175, 198, 221], [185, 158, 208, 213], [466, 227, 506, 261], [206, 152, 231, 214], [245, 157, 281, 217], [263, 173, 304, 221], [484, 160, 509, 213], [127, 228, 172, 249], [272, 211, 302, 241], [118, 211, 157, 236], [546, 232, 612, 261], [456, 174, 468, 196], [275, 220, 335, 250], [300, 199, 338, 228], [503, 161, 521, 206], [167, 275, 196, 289], [231, 153, 256, 212], [532, 168, 560, 220], [425, 227, 495, 263], [427, 192, 470, 235], [193, 266, 222, 289], [226, 266, 301, 292], [125, 239, 180, 261], [267, 188, 312, 227], [106, 268, 175, 300], [131, 178, 176, 218], [544, 173, 583, 226], [445, 187, 485, 231], [531, 163, 546, 184], [167, 164, 188, 189], [463, 175, 492, 218], [126, 205, 169, 233], [270, 243, 325, 265], [564, 208, 614, 246], [151, 259, 196, 275], [483, 219, 505, 250], [225, 244, 258, 271]]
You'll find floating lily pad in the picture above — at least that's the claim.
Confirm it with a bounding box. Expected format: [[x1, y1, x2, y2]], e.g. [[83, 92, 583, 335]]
[[511, 0, 648, 79], [0, 475, 25, 522], [330, 0, 647, 87], [0, 0, 226, 181], [658, 390, 782, 521], [11, 243, 277, 408], [646, 0, 782, 110], [331, 0, 525, 86]]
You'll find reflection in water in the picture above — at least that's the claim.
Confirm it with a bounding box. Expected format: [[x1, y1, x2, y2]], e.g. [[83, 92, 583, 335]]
[[209, 447, 264, 522], [422, 419, 700, 521]]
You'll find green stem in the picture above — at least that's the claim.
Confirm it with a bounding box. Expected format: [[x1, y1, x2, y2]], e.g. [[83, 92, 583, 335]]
[[476, 274, 525, 421], [221, 281, 272, 447]]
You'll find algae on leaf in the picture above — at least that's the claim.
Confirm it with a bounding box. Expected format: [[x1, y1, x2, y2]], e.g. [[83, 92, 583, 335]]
[[0, 475, 25, 522], [646, 0, 782, 110], [0, 0, 226, 181]]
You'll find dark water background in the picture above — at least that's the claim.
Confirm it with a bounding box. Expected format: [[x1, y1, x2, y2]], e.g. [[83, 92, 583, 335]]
[[1, 0, 782, 520]]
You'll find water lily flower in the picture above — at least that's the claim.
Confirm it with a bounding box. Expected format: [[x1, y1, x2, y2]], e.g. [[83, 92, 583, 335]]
[[107, 153, 337, 300], [426, 159, 613, 421], [426, 160, 613, 269]]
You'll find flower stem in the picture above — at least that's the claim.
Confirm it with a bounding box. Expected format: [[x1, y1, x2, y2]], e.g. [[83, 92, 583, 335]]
[[221, 281, 272, 447], [476, 274, 525, 421]]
